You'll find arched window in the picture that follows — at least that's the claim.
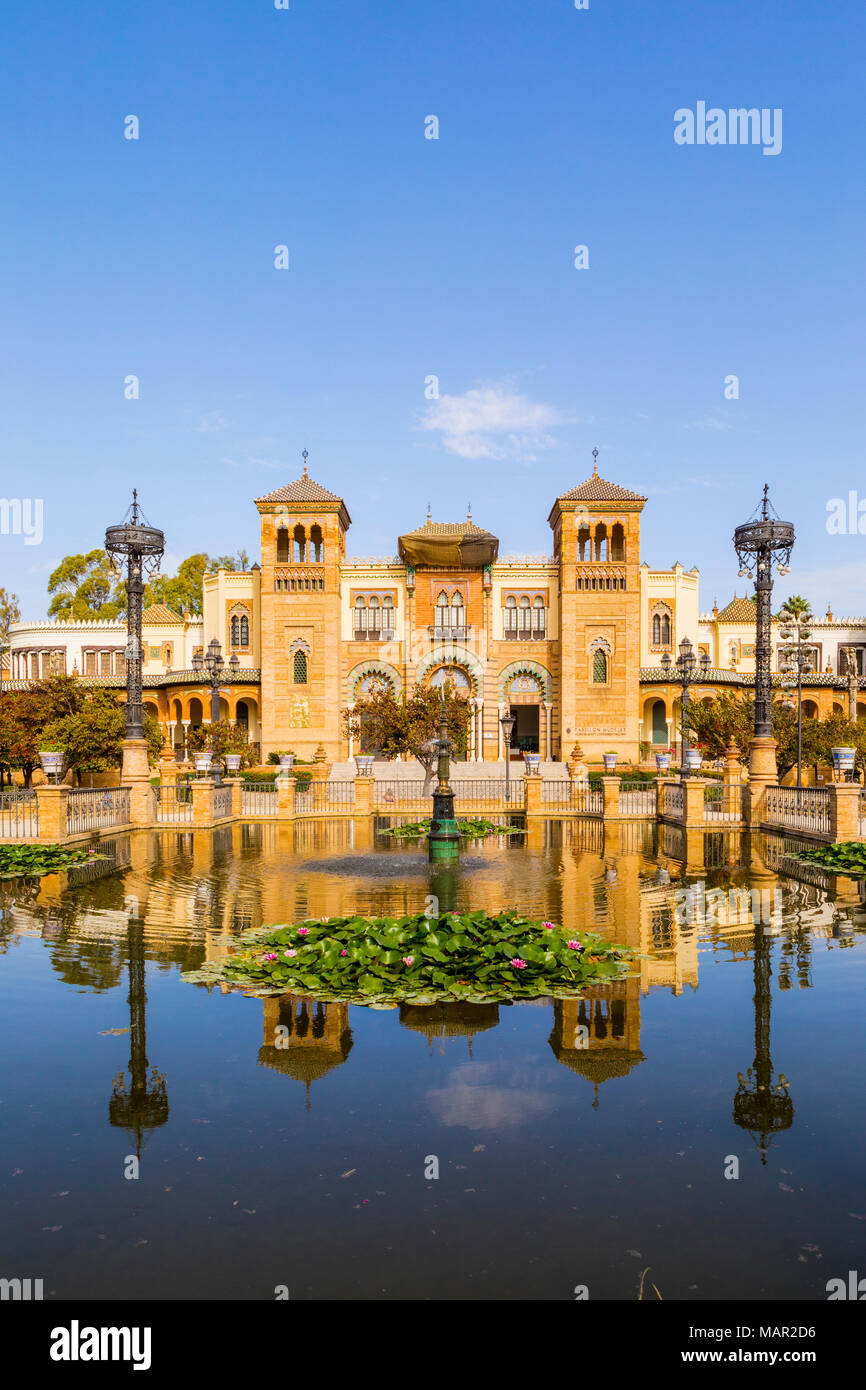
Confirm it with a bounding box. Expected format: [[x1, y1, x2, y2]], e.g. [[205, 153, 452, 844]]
[[451, 592, 464, 632], [611, 523, 625, 561], [293, 524, 306, 562], [661, 613, 671, 645], [309, 524, 323, 562], [652, 614, 661, 645], [231, 614, 240, 647], [354, 595, 366, 637], [436, 591, 449, 632], [276, 527, 289, 563], [533, 596, 545, 637], [505, 595, 517, 635], [592, 649, 608, 683], [368, 595, 381, 637], [382, 595, 394, 635], [578, 525, 591, 562], [293, 650, 308, 684], [240, 614, 249, 646], [595, 524, 608, 561]]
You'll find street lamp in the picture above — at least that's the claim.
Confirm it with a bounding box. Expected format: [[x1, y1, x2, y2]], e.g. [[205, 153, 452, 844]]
[[661, 636, 710, 776], [105, 492, 165, 781], [192, 639, 238, 724], [500, 709, 516, 802], [779, 611, 812, 791], [733, 486, 795, 772]]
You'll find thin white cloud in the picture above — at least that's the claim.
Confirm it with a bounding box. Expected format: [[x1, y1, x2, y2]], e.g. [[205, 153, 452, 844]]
[[417, 384, 574, 461], [196, 412, 232, 433], [681, 416, 732, 432]]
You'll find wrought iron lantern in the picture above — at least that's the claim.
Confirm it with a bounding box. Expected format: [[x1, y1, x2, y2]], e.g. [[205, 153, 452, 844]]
[[732, 485, 795, 743], [105, 492, 165, 742]]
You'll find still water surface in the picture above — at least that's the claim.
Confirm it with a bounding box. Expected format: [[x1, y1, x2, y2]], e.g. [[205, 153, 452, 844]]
[[1, 818, 864, 1300]]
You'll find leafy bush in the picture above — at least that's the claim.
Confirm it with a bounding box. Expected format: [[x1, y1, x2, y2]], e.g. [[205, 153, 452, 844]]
[[181, 909, 632, 1005]]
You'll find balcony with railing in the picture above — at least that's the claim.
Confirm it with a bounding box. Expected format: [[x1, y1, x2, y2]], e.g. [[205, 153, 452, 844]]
[[428, 625, 472, 643]]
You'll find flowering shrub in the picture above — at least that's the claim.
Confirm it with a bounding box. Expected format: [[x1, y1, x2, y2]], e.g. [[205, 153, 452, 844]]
[[182, 910, 632, 1005]]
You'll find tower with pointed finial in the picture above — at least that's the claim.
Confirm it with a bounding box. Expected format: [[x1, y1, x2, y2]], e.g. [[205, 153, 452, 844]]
[[547, 448, 646, 761], [255, 451, 351, 760]]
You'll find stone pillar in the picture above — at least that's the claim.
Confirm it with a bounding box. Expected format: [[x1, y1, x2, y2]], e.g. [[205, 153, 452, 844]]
[[36, 785, 69, 842], [829, 782, 861, 843], [683, 776, 708, 828], [353, 774, 374, 815], [524, 775, 543, 817], [226, 777, 244, 817], [601, 775, 621, 820], [191, 779, 215, 827], [128, 781, 156, 827], [276, 775, 296, 819], [544, 702, 552, 761], [159, 761, 178, 789], [745, 736, 778, 827], [656, 776, 676, 819], [310, 744, 331, 784]]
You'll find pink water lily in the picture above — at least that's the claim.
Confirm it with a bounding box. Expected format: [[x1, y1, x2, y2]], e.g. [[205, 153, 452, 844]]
[[510, 958, 527, 969], [567, 940, 583, 951], [262, 953, 278, 962], [284, 949, 297, 958], [297, 927, 309, 936], [340, 949, 348, 956], [402, 956, 414, 966], [542, 921, 555, 930]]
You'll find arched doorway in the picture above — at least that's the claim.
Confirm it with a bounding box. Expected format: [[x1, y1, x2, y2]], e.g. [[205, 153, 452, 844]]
[[651, 698, 668, 747]]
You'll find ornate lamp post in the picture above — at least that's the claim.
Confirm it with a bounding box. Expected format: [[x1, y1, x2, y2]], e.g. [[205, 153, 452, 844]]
[[109, 919, 169, 1159], [779, 611, 812, 791], [428, 693, 460, 862], [500, 709, 516, 802], [192, 638, 238, 725], [105, 492, 165, 782], [661, 637, 710, 776], [733, 486, 795, 811]]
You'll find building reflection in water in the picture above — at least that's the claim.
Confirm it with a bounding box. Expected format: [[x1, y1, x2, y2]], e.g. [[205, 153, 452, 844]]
[[6, 816, 866, 1131], [398, 1002, 499, 1056], [259, 996, 353, 1109]]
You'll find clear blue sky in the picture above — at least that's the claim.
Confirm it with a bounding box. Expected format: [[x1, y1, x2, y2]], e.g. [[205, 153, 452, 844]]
[[2, 0, 865, 619]]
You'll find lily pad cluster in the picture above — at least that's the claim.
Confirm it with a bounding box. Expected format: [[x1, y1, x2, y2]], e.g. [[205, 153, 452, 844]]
[[380, 817, 524, 840], [181, 909, 632, 1004], [793, 842, 866, 875], [0, 843, 106, 879]]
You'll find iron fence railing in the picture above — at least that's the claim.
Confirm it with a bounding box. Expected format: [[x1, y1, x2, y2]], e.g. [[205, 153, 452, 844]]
[[213, 785, 233, 819], [295, 780, 356, 813], [454, 779, 521, 808], [373, 781, 430, 811], [0, 788, 39, 838], [618, 781, 656, 815], [764, 785, 830, 834], [664, 784, 684, 818], [703, 783, 743, 822], [242, 782, 278, 815], [155, 784, 193, 824], [67, 787, 131, 834], [540, 781, 603, 814]]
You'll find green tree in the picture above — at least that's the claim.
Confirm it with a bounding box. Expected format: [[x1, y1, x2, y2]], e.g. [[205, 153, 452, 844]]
[[41, 690, 164, 785], [0, 587, 20, 648], [47, 550, 126, 620], [145, 553, 210, 616], [186, 720, 254, 770], [344, 682, 471, 777]]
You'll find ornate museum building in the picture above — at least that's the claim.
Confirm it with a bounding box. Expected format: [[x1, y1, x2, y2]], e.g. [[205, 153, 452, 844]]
[[9, 456, 866, 763]]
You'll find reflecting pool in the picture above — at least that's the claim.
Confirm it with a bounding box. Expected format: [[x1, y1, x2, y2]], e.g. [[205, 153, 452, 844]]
[[1, 818, 864, 1300]]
